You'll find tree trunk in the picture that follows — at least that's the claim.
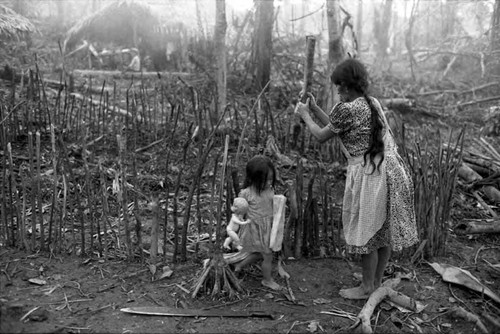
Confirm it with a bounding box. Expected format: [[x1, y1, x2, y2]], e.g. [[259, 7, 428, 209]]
[[323, 0, 344, 111], [405, 0, 418, 81], [55, 0, 66, 28], [196, 0, 206, 39], [441, 0, 456, 40], [283, 0, 292, 35], [356, 0, 363, 54], [491, 0, 500, 75], [492, 0, 500, 51], [253, 0, 274, 91], [374, 0, 393, 67], [214, 0, 227, 120]]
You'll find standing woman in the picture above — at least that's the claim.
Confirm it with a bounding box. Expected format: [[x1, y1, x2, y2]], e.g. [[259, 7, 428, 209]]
[[294, 58, 418, 299]]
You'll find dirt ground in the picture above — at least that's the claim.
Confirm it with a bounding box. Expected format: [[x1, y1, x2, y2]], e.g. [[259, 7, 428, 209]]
[[1, 231, 499, 334]]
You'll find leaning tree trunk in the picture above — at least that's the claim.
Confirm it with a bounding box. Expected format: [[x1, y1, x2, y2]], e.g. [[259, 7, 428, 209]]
[[214, 0, 227, 121], [253, 0, 274, 91]]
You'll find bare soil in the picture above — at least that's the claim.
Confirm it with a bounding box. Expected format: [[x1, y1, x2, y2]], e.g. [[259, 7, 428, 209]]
[[1, 231, 499, 334]]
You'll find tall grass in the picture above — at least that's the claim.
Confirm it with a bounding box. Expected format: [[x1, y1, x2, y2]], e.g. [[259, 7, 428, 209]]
[[403, 127, 465, 258]]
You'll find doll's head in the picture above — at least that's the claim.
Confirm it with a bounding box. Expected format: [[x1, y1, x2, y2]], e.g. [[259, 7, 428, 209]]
[[231, 197, 249, 216], [243, 155, 276, 194]]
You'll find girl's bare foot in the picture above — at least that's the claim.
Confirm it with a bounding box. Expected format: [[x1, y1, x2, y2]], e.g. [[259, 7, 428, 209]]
[[261, 279, 281, 291], [339, 286, 372, 300]]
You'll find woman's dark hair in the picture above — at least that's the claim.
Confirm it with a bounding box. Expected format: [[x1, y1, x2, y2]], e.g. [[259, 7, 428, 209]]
[[243, 155, 276, 194], [331, 58, 385, 172]]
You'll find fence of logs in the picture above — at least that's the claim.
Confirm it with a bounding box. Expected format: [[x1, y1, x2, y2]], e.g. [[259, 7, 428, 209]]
[[0, 66, 475, 263]]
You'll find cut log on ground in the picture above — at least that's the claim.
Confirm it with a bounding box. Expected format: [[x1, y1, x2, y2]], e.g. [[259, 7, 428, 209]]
[[463, 156, 500, 175], [454, 219, 500, 234], [69, 92, 140, 121], [458, 163, 500, 204], [72, 69, 194, 80]]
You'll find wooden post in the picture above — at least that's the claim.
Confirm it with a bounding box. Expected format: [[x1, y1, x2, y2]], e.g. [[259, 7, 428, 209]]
[[300, 35, 316, 103]]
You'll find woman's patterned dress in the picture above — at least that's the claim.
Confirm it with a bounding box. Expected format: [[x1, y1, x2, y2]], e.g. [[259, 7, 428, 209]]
[[328, 97, 419, 254]]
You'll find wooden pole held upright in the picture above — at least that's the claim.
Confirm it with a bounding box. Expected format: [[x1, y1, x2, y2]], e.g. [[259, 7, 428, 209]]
[[301, 35, 316, 103]]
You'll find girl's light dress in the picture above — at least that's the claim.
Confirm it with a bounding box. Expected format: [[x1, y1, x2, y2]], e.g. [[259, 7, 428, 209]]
[[328, 97, 419, 254], [237, 187, 274, 254]]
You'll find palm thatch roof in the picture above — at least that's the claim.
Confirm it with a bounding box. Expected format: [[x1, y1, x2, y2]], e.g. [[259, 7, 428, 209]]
[[63, 0, 160, 53], [0, 4, 36, 40]]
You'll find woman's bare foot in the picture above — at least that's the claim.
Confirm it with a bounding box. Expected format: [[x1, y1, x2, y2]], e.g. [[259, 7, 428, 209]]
[[261, 279, 281, 291], [339, 286, 372, 300]]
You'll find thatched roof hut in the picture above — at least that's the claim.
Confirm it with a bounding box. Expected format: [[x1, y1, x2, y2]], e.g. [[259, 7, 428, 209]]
[[0, 4, 36, 41], [63, 0, 160, 53]]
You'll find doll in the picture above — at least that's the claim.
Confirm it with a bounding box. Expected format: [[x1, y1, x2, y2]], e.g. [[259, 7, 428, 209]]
[[223, 197, 250, 251]]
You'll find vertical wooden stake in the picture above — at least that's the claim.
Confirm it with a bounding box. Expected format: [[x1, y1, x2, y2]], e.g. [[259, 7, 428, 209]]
[[150, 197, 159, 262], [35, 131, 44, 251]]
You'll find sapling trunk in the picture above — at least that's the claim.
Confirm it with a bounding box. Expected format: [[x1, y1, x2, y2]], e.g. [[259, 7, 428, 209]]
[[150, 197, 159, 262], [117, 134, 132, 258], [303, 170, 315, 255], [20, 169, 30, 251], [57, 135, 78, 255], [83, 131, 95, 252], [7, 143, 18, 247], [163, 182, 170, 263], [35, 131, 44, 250], [208, 154, 220, 248], [195, 181, 202, 254], [28, 132, 36, 250], [294, 156, 303, 259], [131, 119, 142, 262], [98, 159, 115, 259], [321, 173, 330, 255], [191, 136, 243, 298], [47, 125, 57, 247], [162, 104, 180, 262], [180, 140, 214, 261], [0, 116, 7, 245], [172, 172, 182, 263]]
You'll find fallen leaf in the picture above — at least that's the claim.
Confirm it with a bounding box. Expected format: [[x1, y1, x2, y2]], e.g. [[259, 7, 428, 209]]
[[429, 262, 500, 304], [159, 266, 173, 280], [149, 264, 157, 276], [28, 278, 46, 285], [386, 300, 427, 313], [307, 320, 319, 333], [313, 298, 332, 305]]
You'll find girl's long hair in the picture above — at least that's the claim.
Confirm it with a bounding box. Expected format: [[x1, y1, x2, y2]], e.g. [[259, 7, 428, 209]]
[[243, 155, 276, 194], [330, 59, 385, 172]]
